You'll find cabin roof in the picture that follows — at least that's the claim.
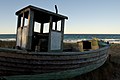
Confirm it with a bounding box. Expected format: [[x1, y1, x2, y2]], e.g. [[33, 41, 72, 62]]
[[16, 5, 68, 23]]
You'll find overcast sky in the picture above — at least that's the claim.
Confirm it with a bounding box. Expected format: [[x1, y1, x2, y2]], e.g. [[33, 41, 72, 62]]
[[0, 0, 120, 34]]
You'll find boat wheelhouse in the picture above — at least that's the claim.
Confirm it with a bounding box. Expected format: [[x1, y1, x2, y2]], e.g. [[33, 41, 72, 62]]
[[16, 5, 68, 52]]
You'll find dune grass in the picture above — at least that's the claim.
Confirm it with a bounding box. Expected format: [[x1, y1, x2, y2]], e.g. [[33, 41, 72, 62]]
[[0, 40, 16, 48]]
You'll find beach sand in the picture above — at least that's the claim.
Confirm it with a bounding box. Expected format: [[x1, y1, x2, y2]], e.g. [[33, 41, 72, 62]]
[[109, 44, 120, 64], [109, 44, 120, 80]]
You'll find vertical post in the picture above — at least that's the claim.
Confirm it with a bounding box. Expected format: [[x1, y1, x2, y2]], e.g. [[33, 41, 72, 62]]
[[61, 19, 65, 51], [49, 16, 53, 31], [22, 13, 25, 27], [55, 21, 57, 30], [17, 15, 21, 28], [20, 13, 25, 47], [16, 15, 21, 47], [26, 9, 34, 50], [48, 16, 53, 52], [40, 23, 44, 33]]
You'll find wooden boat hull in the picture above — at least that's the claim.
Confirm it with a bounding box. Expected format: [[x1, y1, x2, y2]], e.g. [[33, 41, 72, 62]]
[[0, 46, 109, 80]]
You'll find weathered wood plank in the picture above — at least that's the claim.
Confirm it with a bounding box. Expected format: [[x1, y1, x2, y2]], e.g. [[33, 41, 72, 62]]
[[0, 52, 107, 65], [0, 46, 109, 78], [0, 47, 108, 61], [3, 58, 106, 80]]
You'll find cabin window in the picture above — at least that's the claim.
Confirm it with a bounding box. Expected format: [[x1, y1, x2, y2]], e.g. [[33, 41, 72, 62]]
[[20, 16, 23, 27], [52, 22, 56, 30], [24, 18, 28, 26], [20, 11, 29, 27], [43, 23, 49, 33], [34, 22, 40, 33], [57, 20, 61, 31], [24, 11, 29, 26]]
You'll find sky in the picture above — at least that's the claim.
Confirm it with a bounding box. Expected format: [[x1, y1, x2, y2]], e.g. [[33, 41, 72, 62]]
[[0, 0, 120, 34]]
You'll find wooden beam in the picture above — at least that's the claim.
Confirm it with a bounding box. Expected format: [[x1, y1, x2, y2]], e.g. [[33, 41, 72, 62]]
[[49, 16, 53, 31], [26, 9, 34, 50], [55, 21, 57, 31], [22, 13, 25, 27], [61, 19, 65, 51], [16, 15, 21, 47], [40, 23, 44, 33], [20, 13, 25, 47], [48, 16, 53, 52], [17, 15, 21, 28], [16, 8, 30, 16], [61, 19, 65, 32]]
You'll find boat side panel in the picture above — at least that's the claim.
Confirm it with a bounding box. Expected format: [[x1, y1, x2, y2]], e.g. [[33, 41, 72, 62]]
[[0, 46, 109, 78]]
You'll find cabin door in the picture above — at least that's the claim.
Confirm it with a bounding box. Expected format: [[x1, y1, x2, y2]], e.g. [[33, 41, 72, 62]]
[[50, 31, 62, 51]]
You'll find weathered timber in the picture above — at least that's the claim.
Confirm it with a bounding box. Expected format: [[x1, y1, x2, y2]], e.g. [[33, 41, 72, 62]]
[[15, 5, 68, 52], [0, 45, 109, 79]]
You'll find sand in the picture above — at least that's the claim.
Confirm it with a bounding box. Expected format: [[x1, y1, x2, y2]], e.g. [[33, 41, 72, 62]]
[[109, 44, 120, 80], [109, 44, 120, 64]]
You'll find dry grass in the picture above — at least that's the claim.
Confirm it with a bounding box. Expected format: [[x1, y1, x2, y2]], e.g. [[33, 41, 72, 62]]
[[0, 40, 16, 48], [63, 42, 79, 51]]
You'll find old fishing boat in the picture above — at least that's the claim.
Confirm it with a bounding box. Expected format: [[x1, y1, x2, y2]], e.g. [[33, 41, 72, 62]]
[[0, 5, 109, 80]]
